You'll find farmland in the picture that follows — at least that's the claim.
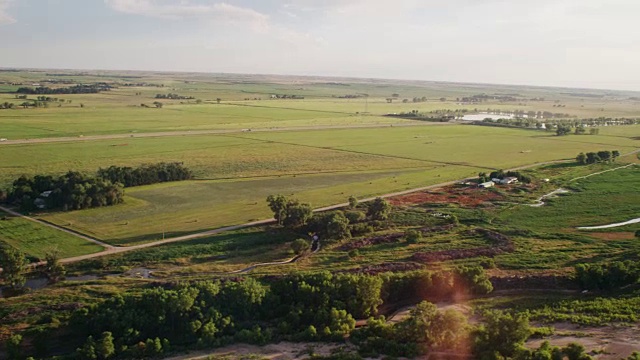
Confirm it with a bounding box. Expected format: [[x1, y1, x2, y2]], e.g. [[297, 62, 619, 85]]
[[1, 69, 640, 360]]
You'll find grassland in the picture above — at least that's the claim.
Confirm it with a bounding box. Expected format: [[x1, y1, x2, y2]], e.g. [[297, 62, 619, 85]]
[[0, 211, 103, 259], [0, 123, 630, 244]]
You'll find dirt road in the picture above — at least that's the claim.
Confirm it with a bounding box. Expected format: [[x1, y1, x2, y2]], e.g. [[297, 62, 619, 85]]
[[0, 122, 446, 146], [3, 157, 635, 265]]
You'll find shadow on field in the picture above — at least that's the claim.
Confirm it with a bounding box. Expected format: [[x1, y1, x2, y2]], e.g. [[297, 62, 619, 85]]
[[111, 229, 223, 246], [539, 162, 582, 171], [564, 250, 640, 267]]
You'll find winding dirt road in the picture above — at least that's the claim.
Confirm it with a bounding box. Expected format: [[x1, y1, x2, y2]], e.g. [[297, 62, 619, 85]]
[[1, 158, 577, 265]]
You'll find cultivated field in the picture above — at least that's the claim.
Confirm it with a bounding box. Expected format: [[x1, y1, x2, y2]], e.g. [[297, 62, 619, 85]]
[[1, 70, 640, 360]]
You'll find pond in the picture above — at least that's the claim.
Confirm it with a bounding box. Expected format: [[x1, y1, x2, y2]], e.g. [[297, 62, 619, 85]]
[[461, 113, 516, 121]]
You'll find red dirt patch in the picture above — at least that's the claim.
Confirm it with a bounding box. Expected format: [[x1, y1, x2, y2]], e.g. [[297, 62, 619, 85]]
[[587, 232, 636, 240], [389, 186, 504, 207]]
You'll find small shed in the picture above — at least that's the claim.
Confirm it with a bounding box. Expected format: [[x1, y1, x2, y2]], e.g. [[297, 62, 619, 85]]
[[479, 181, 494, 188], [501, 177, 519, 185]]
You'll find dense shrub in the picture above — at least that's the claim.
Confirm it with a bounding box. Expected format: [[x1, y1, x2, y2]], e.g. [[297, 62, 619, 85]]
[[97, 162, 192, 187]]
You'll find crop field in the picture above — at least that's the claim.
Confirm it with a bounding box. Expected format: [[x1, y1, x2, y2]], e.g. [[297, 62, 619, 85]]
[[0, 211, 104, 259], [62, 163, 639, 278], [5, 124, 630, 244], [2, 70, 640, 360], [1, 126, 636, 245]]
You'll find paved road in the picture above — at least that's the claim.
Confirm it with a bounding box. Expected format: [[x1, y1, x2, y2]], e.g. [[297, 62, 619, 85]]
[[0, 122, 447, 146]]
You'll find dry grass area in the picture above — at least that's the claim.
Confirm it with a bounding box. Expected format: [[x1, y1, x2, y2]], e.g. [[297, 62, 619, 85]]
[[527, 323, 640, 360]]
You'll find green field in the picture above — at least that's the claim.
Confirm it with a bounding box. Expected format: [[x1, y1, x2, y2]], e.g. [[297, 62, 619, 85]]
[[0, 124, 629, 244], [0, 211, 104, 259]]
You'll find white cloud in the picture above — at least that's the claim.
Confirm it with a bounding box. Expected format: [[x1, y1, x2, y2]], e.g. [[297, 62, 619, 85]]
[[0, 0, 16, 25], [104, 0, 269, 30]]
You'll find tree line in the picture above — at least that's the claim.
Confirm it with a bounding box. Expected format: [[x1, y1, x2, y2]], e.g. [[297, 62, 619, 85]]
[[574, 261, 640, 291], [4, 267, 497, 359], [154, 93, 194, 100], [4, 267, 606, 360], [1, 162, 192, 212], [4, 171, 124, 212], [16, 83, 112, 95], [96, 162, 192, 187], [575, 150, 620, 165]]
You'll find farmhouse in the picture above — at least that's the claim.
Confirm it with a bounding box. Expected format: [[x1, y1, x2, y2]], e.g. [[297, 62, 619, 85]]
[[500, 177, 519, 185], [479, 181, 494, 188], [34, 190, 53, 209]]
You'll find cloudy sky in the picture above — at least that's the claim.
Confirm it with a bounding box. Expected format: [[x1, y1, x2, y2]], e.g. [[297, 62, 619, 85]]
[[1, 0, 639, 90]]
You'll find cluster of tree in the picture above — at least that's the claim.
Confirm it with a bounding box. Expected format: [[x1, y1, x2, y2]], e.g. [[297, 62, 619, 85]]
[[270, 94, 304, 99], [351, 301, 468, 357], [458, 94, 519, 103], [478, 170, 532, 184], [333, 94, 364, 99], [266, 195, 313, 228], [556, 124, 572, 136], [0, 101, 15, 109], [266, 195, 392, 241], [4, 171, 124, 212], [155, 93, 194, 100], [574, 261, 640, 291], [0, 246, 65, 294], [96, 163, 192, 188], [384, 111, 454, 122], [16, 83, 111, 94], [575, 150, 620, 165], [400, 96, 428, 103], [5, 268, 501, 359]]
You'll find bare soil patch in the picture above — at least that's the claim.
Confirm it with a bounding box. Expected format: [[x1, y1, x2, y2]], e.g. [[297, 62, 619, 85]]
[[527, 323, 640, 360], [388, 187, 504, 207], [587, 232, 636, 241]]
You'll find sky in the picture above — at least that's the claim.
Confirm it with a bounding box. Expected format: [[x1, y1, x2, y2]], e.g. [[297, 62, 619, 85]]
[[1, 0, 639, 91]]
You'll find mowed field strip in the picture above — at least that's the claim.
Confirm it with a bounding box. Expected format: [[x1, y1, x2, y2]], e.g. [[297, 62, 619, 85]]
[[0, 124, 633, 246]]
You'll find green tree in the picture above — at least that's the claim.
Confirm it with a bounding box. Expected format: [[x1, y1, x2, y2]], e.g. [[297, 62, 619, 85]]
[[576, 152, 587, 165], [474, 311, 530, 359], [585, 152, 600, 164], [367, 197, 391, 220], [596, 150, 612, 162], [6, 334, 23, 360], [405, 229, 422, 244], [326, 211, 351, 240], [562, 343, 592, 360], [77, 336, 98, 360], [348, 195, 358, 209], [266, 194, 288, 225], [96, 331, 115, 360], [556, 125, 571, 136], [574, 126, 586, 135], [291, 238, 310, 255], [0, 247, 28, 289], [43, 248, 66, 283], [612, 150, 620, 160], [283, 202, 313, 228]]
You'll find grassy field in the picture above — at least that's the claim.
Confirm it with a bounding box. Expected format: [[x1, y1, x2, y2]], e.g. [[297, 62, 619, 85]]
[[0, 124, 626, 244], [496, 165, 640, 231], [0, 211, 103, 260], [61, 164, 639, 277]]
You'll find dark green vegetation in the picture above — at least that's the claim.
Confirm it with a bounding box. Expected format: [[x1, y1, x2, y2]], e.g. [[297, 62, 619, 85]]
[[2, 162, 192, 213], [5, 172, 124, 212]]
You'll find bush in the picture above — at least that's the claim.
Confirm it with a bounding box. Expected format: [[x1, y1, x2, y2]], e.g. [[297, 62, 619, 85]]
[[350, 223, 374, 237], [345, 210, 366, 223], [404, 229, 422, 244]]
